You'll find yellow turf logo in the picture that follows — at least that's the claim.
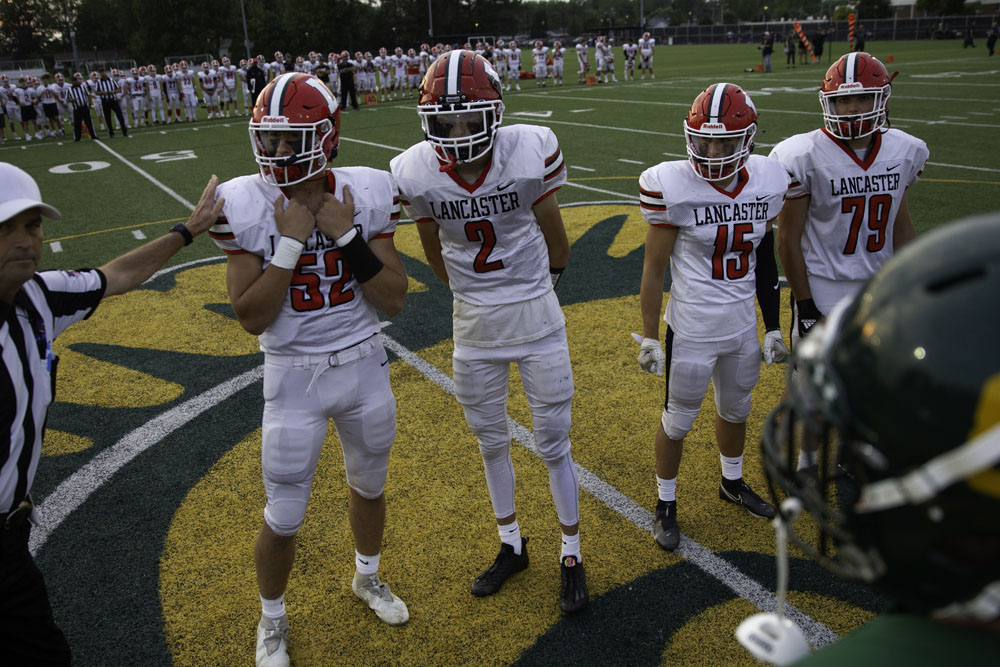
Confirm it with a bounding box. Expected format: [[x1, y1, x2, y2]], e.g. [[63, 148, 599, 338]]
[[36, 205, 872, 665]]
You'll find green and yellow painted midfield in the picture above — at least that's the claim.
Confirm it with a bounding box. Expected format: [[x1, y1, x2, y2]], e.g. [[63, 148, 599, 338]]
[[3, 40, 995, 665]]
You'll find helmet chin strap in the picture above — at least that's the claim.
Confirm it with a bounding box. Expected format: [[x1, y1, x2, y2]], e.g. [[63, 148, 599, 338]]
[[435, 147, 459, 172]]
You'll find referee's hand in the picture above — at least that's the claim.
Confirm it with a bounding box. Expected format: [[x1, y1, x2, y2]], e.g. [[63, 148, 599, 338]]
[[182, 175, 225, 237]]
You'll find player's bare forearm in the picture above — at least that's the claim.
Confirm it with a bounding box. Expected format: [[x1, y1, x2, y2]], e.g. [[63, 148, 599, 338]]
[[640, 225, 676, 340], [775, 196, 812, 301], [893, 191, 916, 250], [359, 237, 407, 317], [416, 221, 450, 285], [533, 193, 570, 269], [226, 253, 294, 336]]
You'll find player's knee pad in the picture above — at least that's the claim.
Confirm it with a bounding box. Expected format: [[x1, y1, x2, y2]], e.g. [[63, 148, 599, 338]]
[[531, 399, 572, 464], [470, 415, 511, 462], [263, 495, 308, 536], [661, 406, 697, 441]]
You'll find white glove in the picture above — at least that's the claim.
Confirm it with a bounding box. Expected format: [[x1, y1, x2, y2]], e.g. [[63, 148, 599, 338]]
[[632, 333, 665, 376], [762, 329, 788, 365]]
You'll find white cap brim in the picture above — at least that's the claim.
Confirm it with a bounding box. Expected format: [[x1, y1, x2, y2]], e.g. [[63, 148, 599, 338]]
[[0, 198, 62, 222]]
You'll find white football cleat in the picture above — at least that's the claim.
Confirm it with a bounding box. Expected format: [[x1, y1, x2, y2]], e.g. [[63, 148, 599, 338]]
[[352, 571, 409, 625], [255, 614, 290, 667]]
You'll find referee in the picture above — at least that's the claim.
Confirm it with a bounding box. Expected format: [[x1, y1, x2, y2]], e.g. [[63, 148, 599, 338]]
[[93, 67, 128, 137], [67, 73, 99, 141], [0, 162, 224, 665]]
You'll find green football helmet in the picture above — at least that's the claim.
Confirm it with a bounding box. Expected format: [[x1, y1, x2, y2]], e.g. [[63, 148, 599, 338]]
[[761, 212, 1000, 614]]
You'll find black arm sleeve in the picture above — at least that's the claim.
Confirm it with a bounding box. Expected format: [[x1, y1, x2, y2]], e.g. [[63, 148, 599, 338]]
[[755, 230, 780, 331]]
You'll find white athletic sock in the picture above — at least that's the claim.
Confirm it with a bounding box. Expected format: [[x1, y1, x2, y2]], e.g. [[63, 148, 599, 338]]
[[561, 531, 581, 561], [721, 454, 743, 481], [656, 475, 677, 502], [260, 593, 286, 619], [355, 550, 380, 576], [499, 520, 522, 555], [797, 449, 819, 470]]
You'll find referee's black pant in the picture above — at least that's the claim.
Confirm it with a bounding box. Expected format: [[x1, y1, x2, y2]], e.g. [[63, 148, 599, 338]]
[[100, 98, 129, 137], [0, 523, 72, 665], [72, 105, 98, 141]]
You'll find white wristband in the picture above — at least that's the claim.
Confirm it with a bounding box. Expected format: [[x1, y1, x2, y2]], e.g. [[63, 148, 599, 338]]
[[270, 236, 304, 270], [335, 227, 358, 247]]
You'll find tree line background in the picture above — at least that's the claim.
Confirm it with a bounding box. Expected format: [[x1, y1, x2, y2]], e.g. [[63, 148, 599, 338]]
[[1, 0, 982, 64]]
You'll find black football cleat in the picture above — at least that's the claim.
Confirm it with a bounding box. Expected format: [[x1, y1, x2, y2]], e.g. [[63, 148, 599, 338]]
[[559, 555, 589, 614], [471, 537, 529, 596], [719, 479, 776, 519], [654, 499, 680, 551]]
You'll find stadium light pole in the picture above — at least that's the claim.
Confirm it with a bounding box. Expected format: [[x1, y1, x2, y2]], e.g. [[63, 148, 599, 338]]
[[240, 0, 252, 60], [64, 0, 80, 72], [640, 0, 645, 30], [428, 0, 434, 38]]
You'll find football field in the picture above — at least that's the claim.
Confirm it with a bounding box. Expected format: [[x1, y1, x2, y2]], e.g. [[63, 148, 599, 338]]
[[4, 40, 999, 665]]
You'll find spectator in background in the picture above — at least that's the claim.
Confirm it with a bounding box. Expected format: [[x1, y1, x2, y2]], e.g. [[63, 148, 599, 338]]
[[760, 31, 774, 72], [245, 58, 267, 107], [987, 22, 998, 56], [785, 30, 797, 69], [338, 51, 359, 110], [964, 25, 976, 48], [798, 32, 809, 65], [855, 24, 866, 52], [813, 28, 826, 60]]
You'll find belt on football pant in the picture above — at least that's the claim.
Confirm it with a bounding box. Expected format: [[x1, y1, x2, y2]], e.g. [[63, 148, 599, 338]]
[[267, 333, 381, 396], [1, 499, 33, 532]]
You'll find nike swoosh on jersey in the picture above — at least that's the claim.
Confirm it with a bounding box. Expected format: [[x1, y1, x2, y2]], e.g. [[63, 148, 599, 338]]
[[756, 195, 768, 201], [886, 164, 900, 171], [497, 180, 516, 191]]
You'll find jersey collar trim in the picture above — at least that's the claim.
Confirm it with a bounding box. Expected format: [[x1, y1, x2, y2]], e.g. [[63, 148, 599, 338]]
[[822, 128, 882, 171], [446, 155, 493, 194], [709, 167, 749, 199]]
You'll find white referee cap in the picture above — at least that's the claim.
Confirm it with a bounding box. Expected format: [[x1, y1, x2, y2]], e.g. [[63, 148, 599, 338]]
[[0, 162, 62, 222]]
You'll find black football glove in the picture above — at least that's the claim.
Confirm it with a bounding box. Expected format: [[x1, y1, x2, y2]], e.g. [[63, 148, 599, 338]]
[[796, 298, 824, 338]]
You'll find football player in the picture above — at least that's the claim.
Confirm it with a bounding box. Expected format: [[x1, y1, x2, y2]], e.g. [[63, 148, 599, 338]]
[[532, 40, 548, 87], [622, 39, 638, 81], [638, 31, 655, 79], [575, 40, 589, 84], [209, 72, 410, 667], [375, 47, 391, 101], [163, 65, 182, 122], [145, 64, 166, 124], [391, 47, 407, 97], [506, 40, 521, 91], [768, 53, 928, 473], [1, 74, 22, 140], [550, 40, 565, 86], [126, 67, 146, 127], [390, 50, 588, 614], [218, 56, 238, 118], [177, 61, 198, 122], [759, 213, 1000, 660], [595, 36, 612, 83], [638, 83, 788, 552]]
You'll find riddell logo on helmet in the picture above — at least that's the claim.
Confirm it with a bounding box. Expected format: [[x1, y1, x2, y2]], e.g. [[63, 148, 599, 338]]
[[700, 123, 726, 131], [260, 116, 289, 123], [837, 82, 864, 91]]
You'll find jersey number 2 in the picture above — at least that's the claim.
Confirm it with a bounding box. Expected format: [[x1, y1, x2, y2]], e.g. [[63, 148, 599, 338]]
[[289, 251, 355, 311], [465, 220, 504, 273]]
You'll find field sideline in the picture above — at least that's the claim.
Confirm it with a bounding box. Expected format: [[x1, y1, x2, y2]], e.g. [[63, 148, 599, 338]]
[[3, 40, 998, 666]]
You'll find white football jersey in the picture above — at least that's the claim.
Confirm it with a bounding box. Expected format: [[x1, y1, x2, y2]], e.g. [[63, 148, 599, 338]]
[[639, 37, 655, 55], [768, 128, 928, 283], [391, 124, 567, 308], [209, 168, 400, 355], [639, 155, 789, 341], [533, 47, 548, 67]]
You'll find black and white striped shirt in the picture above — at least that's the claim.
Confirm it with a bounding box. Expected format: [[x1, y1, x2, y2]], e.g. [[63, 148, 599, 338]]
[[93, 76, 119, 100], [68, 82, 91, 108], [1, 270, 105, 514]]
